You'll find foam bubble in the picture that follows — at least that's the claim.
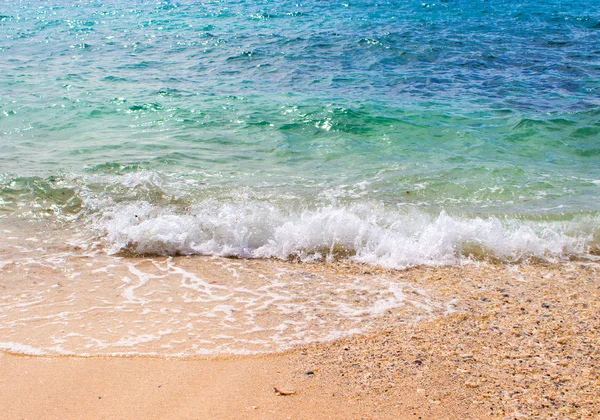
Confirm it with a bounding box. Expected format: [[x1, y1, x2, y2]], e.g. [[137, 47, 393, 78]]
[[96, 200, 598, 268], [0, 341, 47, 356]]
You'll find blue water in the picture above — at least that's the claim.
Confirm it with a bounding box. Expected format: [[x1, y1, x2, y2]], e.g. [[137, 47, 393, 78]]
[[1, 0, 599, 266]]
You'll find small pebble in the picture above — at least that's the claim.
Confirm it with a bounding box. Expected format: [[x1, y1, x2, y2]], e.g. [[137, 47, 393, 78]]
[[274, 387, 296, 396]]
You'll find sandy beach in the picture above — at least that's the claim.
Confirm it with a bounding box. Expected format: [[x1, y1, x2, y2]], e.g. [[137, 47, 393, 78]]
[[2, 261, 598, 419]]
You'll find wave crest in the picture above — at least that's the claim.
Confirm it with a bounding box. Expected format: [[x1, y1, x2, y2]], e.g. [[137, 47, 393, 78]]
[[99, 200, 597, 268]]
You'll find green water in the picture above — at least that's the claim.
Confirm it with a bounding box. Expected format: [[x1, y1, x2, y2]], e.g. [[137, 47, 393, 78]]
[[1, 0, 599, 265]]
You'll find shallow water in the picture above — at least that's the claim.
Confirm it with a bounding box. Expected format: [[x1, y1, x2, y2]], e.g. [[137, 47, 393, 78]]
[[0, 221, 452, 356]]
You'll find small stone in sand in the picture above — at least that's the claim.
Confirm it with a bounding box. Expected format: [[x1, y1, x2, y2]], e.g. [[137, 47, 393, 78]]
[[274, 387, 296, 396]]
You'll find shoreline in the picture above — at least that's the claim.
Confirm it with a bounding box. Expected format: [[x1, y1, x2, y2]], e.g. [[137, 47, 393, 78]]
[[1, 261, 599, 419]]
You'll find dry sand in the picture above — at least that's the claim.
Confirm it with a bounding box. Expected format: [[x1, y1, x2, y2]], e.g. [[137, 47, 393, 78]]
[[1, 261, 599, 419]]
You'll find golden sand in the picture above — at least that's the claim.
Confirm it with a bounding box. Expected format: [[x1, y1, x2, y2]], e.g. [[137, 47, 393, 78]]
[[1, 260, 599, 419]]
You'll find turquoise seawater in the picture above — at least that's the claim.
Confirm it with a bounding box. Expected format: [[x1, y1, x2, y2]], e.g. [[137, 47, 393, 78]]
[[1, 0, 599, 266]]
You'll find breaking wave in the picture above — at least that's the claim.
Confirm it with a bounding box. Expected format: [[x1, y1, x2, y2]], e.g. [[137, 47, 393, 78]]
[[98, 199, 598, 268]]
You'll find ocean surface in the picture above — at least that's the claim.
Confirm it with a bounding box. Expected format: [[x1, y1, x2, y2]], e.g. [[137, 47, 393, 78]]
[[0, 0, 599, 356], [2, 0, 600, 265]]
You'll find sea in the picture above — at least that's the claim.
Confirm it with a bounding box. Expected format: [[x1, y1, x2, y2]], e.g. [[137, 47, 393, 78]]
[[1, 0, 599, 357]]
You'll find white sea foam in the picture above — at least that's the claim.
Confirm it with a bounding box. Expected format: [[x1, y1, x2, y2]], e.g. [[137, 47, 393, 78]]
[[0, 242, 447, 357], [96, 199, 597, 268], [0, 341, 47, 356]]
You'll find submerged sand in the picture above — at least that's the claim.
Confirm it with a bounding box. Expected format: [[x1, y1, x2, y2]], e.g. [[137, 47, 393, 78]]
[[1, 260, 599, 419]]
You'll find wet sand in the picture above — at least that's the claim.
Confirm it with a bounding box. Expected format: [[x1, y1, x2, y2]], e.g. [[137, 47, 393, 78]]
[[1, 261, 599, 419]]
